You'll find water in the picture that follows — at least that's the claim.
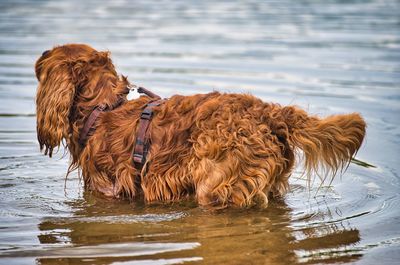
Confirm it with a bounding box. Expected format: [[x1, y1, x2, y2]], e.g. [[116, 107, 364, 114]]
[[0, 0, 399, 264]]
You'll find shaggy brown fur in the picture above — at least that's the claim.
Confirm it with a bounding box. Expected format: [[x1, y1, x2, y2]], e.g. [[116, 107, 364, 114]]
[[35, 44, 366, 209]]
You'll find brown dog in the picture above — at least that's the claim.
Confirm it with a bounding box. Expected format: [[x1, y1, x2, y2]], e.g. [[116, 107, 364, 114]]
[[35, 44, 366, 209]]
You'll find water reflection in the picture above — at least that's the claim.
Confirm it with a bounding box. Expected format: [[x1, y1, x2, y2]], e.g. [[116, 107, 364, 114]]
[[35, 192, 361, 264]]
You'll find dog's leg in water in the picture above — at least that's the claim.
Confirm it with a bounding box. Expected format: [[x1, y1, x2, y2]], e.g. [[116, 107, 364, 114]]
[[192, 115, 295, 209], [192, 157, 277, 209]]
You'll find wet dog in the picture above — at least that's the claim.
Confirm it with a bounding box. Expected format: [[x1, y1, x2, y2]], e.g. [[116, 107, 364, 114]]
[[35, 44, 366, 209]]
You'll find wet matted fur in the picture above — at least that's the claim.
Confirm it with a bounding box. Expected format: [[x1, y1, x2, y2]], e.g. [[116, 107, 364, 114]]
[[35, 44, 366, 209]]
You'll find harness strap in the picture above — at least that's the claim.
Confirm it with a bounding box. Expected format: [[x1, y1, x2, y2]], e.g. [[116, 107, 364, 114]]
[[79, 105, 106, 146], [79, 97, 125, 147], [132, 99, 165, 170], [78, 85, 164, 173], [137, 86, 161, 100]]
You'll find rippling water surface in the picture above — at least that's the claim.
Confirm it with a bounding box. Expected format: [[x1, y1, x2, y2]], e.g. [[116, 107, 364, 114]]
[[0, 0, 399, 264]]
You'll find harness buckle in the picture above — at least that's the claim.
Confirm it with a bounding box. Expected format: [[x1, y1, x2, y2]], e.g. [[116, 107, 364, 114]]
[[97, 104, 107, 111], [133, 153, 144, 164], [140, 109, 153, 120]]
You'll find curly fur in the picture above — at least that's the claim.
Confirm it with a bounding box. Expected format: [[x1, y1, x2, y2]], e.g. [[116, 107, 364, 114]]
[[35, 44, 366, 209]]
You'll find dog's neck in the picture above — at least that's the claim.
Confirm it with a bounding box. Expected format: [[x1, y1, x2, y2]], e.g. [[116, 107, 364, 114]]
[[67, 74, 130, 163], [78, 96, 126, 147]]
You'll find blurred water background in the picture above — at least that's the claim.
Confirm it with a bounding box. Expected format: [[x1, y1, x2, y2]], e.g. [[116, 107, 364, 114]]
[[0, 0, 399, 264]]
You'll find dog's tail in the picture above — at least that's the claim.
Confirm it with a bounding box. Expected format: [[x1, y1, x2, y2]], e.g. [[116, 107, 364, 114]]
[[280, 106, 366, 182]]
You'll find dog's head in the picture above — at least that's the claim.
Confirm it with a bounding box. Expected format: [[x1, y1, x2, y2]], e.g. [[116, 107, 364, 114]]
[[35, 44, 129, 157]]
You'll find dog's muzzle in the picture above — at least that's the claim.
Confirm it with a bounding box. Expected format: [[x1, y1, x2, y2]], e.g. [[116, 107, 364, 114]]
[[41, 50, 50, 57]]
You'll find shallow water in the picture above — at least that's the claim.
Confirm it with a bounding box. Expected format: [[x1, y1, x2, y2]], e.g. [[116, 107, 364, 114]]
[[0, 0, 399, 264]]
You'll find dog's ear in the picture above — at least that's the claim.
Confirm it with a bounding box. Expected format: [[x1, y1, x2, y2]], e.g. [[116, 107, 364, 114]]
[[69, 51, 117, 91], [89, 51, 112, 67], [36, 62, 76, 157]]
